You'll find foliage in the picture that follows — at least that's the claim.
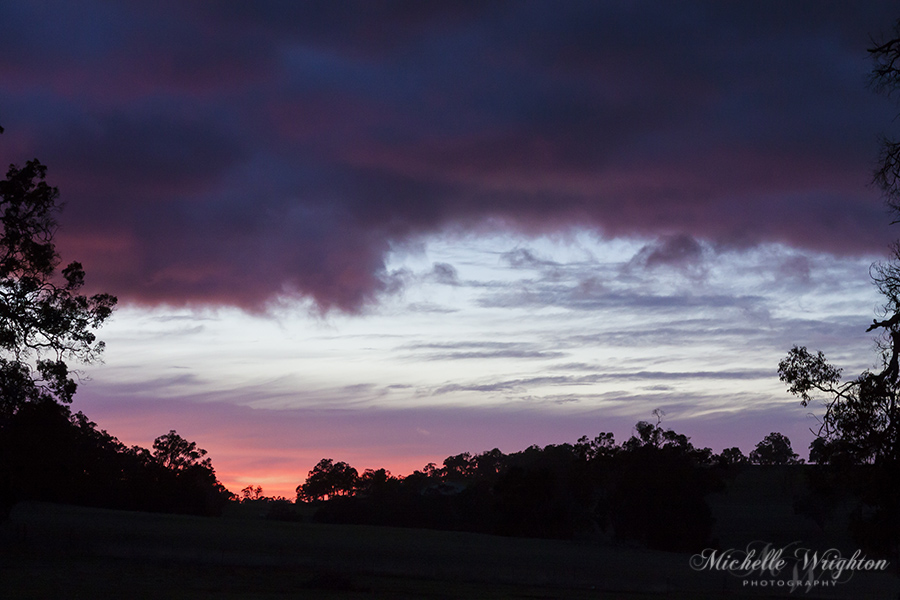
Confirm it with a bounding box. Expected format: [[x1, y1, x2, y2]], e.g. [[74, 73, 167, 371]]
[[356, 468, 395, 496], [777, 271, 899, 553], [296, 458, 359, 502], [749, 432, 801, 465], [717, 446, 748, 466], [777, 22, 900, 468], [621, 414, 716, 466], [0, 400, 232, 517], [0, 128, 232, 519], [871, 19, 900, 214], [241, 485, 264, 501], [0, 152, 116, 416], [301, 420, 729, 552], [775, 25, 900, 557], [779, 343, 898, 466], [574, 432, 618, 461], [152, 429, 212, 471], [608, 417, 721, 551]]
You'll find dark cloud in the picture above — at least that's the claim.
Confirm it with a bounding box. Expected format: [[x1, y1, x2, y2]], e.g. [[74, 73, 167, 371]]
[[46, 111, 244, 196], [1, 1, 897, 311], [428, 262, 460, 286], [777, 255, 813, 286], [629, 234, 706, 270], [501, 248, 559, 270]]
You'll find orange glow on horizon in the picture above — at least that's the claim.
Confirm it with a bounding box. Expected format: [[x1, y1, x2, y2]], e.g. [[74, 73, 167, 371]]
[[217, 455, 439, 500]]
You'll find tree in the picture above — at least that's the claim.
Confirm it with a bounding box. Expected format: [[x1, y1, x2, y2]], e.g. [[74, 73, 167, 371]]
[[776, 23, 900, 467], [442, 452, 475, 480], [574, 432, 617, 461], [0, 135, 116, 416], [865, 20, 900, 460], [610, 418, 720, 552], [716, 446, 748, 466], [296, 458, 359, 502], [356, 468, 396, 497], [776, 23, 900, 557], [152, 430, 212, 471], [241, 485, 264, 501], [621, 411, 711, 463], [749, 432, 800, 465], [148, 430, 232, 515], [870, 19, 900, 215], [0, 128, 117, 517], [779, 345, 893, 464]]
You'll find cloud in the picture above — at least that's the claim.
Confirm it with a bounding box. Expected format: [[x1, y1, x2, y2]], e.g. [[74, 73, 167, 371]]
[[427, 262, 460, 286], [630, 234, 706, 271], [1, 2, 896, 311], [776, 254, 813, 286], [502, 248, 550, 269], [429, 369, 773, 398], [405, 302, 458, 314], [401, 341, 567, 361]]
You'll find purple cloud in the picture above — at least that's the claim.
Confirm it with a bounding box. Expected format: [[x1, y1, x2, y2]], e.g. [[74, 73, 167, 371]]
[[631, 234, 706, 270], [0, 1, 896, 311]]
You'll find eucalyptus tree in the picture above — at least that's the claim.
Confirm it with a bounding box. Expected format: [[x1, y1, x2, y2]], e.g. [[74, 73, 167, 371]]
[[0, 134, 116, 416], [778, 23, 900, 466], [777, 21, 900, 555]]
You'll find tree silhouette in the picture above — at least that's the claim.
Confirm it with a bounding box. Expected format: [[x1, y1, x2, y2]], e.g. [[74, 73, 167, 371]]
[[442, 452, 475, 480], [0, 401, 232, 516], [775, 23, 900, 556], [152, 430, 212, 471], [147, 430, 231, 515], [0, 127, 117, 516], [607, 414, 720, 551], [749, 432, 800, 465], [302, 421, 722, 551], [0, 129, 239, 518], [356, 468, 395, 496], [716, 446, 748, 466], [574, 433, 617, 461], [871, 19, 900, 215], [297, 458, 359, 502], [241, 485, 264, 501], [0, 133, 116, 416], [777, 23, 900, 468]]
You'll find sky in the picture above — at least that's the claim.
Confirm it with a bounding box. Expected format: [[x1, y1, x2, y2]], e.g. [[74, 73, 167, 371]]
[[1, 1, 899, 497]]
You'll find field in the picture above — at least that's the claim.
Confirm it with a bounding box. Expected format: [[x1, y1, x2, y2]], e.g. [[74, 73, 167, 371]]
[[1, 468, 898, 599]]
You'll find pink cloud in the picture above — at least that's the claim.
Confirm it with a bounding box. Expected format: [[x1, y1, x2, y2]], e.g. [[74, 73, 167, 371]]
[[1, 1, 896, 312]]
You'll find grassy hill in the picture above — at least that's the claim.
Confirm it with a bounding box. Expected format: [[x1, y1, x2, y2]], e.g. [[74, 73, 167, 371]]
[[0, 467, 897, 599]]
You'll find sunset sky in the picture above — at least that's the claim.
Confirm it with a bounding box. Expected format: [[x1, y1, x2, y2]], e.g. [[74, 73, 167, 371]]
[[2, 2, 899, 497]]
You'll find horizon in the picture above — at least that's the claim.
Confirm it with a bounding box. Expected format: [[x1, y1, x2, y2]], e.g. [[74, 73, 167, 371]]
[[1, 2, 898, 498]]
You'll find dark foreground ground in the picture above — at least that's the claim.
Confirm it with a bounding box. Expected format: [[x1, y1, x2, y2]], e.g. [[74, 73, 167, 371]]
[[1, 468, 899, 599]]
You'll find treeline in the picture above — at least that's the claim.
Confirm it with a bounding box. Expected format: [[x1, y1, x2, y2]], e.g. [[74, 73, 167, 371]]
[[0, 137, 232, 521], [0, 399, 234, 518], [281, 421, 801, 552]]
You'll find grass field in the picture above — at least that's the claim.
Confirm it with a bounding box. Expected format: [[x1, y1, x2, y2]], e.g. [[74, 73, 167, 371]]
[[1, 468, 898, 599]]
